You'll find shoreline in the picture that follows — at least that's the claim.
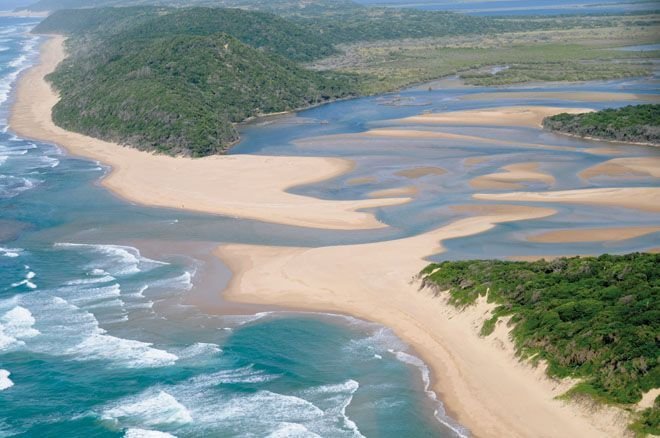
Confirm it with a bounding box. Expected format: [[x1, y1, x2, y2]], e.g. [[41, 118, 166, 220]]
[[10, 34, 636, 438], [9, 35, 408, 231], [216, 207, 631, 438]]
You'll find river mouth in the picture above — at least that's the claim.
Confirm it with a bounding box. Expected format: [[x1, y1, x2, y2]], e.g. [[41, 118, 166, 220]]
[[1, 14, 658, 438]]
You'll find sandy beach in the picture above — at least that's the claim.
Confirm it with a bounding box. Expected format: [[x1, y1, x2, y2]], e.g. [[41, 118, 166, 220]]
[[12, 34, 637, 438], [217, 206, 630, 438], [9, 36, 408, 230]]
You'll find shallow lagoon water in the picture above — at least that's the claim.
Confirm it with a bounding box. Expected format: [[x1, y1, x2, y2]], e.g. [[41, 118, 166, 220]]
[[1, 16, 659, 437]]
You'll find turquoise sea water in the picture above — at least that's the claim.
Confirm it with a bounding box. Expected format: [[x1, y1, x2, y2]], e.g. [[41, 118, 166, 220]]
[[1, 17, 659, 438], [0, 18, 463, 438]]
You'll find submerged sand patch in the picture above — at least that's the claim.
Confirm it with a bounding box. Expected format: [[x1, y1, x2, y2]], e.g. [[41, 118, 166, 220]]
[[470, 162, 555, 190], [461, 91, 660, 103], [368, 186, 418, 198], [395, 166, 447, 179], [475, 187, 660, 213], [528, 226, 660, 243], [580, 157, 660, 179]]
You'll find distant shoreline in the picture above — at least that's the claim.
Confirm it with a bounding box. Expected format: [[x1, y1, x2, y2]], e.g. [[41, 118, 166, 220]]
[[10, 33, 633, 438]]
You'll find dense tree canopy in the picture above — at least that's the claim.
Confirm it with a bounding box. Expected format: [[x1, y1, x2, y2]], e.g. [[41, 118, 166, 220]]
[[543, 104, 660, 145]]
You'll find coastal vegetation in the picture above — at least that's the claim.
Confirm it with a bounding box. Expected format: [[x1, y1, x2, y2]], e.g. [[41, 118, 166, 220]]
[[35, 8, 360, 156], [310, 15, 659, 92], [543, 104, 660, 145], [32, 3, 660, 155], [419, 253, 659, 435]]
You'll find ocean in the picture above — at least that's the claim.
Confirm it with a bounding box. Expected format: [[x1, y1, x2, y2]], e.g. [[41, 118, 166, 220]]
[[0, 17, 463, 438]]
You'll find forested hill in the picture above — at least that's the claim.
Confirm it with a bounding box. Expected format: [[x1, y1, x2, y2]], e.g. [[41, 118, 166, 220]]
[[33, 7, 338, 62], [543, 104, 660, 145], [419, 253, 659, 436], [22, 0, 361, 15], [36, 8, 360, 156]]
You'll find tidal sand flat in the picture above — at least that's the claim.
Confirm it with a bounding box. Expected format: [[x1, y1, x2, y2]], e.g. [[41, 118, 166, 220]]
[[527, 226, 660, 243], [10, 36, 408, 231], [461, 91, 660, 103], [475, 187, 660, 213], [580, 156, 660, 179], [398, 106, 594, 127]]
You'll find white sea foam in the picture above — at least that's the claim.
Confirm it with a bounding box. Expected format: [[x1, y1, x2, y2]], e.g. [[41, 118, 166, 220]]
[[176, 342, 222, 360], [102, 391, 193, 427], [66, 331, 178, 368], [2, 296, 177, 368], [124, 429, 176, 438], [0, 306, 40, 350], [266, 423, 321, 438], [55, 243, 169, 276], [0, 369, 13, 391], [0, 246, 22, 258], [10, 279, 36, 289]]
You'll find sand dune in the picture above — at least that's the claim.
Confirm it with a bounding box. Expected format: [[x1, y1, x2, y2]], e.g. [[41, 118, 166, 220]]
[[9, 36, 408, 230]]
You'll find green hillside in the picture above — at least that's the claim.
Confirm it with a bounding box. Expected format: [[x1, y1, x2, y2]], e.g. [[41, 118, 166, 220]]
[[419, 253, 659, 435], [34, 7, 338, 62], [543, 104, 660, 145], [22, 0, 360, 15], [40, 8, 359, 156]]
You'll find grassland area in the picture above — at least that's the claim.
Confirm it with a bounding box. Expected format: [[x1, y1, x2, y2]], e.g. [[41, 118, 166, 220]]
[[419, 253, 660, 436], [310, 15, 660, 93]]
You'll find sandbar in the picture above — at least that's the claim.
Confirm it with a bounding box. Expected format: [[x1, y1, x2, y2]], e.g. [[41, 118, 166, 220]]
[[475, 187, 660, 213], [399, 106, 594, 128], [580, 156, 660, 179], [528, 226, 660, 243], [470, 162, 555, 189]]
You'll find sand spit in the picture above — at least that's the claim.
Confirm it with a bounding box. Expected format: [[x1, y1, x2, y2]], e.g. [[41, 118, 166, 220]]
[[580, 156, 660, 179], [217, 207, 630, 438], [474, 187, 660, 213], [470, 162, 556, 190], [10, 36, 409, 230], [399, 106, 594, 128], [528, 226, 660, 243]]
